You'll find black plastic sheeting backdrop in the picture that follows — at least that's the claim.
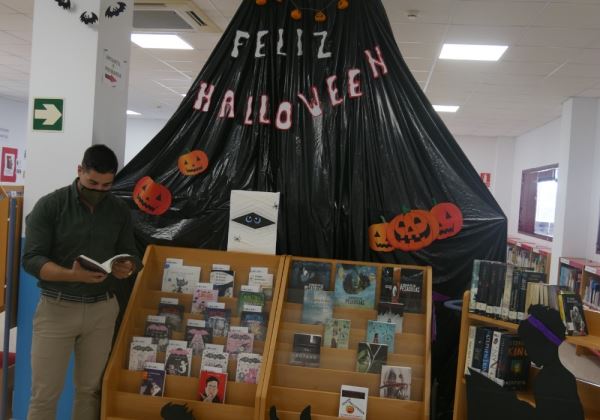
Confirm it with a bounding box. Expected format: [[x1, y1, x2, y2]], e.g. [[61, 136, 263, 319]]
[[112, 0, 506, 299]]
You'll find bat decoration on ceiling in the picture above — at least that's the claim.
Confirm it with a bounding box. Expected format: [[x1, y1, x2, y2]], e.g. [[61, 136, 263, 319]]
[[54, 0, 71, 10], [106, 2, 127, 18], [80, 11, 98, 24]]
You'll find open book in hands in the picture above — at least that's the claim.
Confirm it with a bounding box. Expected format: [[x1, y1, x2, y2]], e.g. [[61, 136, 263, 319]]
[[76, 254, 136, 275]]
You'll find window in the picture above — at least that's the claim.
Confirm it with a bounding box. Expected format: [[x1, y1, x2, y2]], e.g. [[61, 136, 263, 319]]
[[518, 164, 558, 241]]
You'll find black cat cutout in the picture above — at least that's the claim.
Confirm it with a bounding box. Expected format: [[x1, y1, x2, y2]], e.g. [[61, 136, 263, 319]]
[[466, 304, 584, 420], [270, 405, 311, 420], [160, 402, 195, 420]]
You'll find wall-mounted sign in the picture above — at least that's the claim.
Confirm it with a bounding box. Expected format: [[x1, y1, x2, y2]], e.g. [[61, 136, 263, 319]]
[[1, 147, 18, 182], [480, 172, 491, 188], [33, 98, 64, 131]]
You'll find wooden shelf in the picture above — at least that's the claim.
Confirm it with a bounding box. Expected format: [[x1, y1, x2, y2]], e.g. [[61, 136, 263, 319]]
[[263, 256, 432, 420]]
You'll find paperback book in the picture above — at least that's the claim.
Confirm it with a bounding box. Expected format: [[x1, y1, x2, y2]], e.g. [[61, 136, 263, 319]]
[[366, 320, 396, 353], [161, 264, 201, 294], [157, 297, 185, 332], [210, 268, 235, 297], [76, 253, 136, 275], [289, 333, 322, 367], [377, 302, 405, 334], [200, 349, 229, 373], [198, 369, 227, 403], [237, 289, 266, 314], [338, 385, 368, 419], [288, 261, 332, 303], [165, 340, 193, 376], [185, 319, 213, 356], [139, 362, 165, 397], [356, 342, 388, 374], [128, 337, 157, 371], [379, 365, 411, 400], [241, 311, 268, 341], [204, 306, 232, 337], [302, 289, 334, 325], [191, 283, 219, 313], [144, 315, 171, 352], [380, 266, 400, 303], [226, 331, 254, 356], [398, 269, 424, 313], [333, 264, 377, 309], [248, 271, 274, 299], [323, 318, 351, 349], [235, 352, 263, 384], [559, 291, 588, 336]]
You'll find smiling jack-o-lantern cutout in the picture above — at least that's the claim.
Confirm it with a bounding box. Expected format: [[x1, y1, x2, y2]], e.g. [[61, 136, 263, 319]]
[[368, 222, 394, 252], [430, 202, 463, 240], [178, 150, 209, 176], [386, 209, 439, 251], [133, 176, 172, 216]]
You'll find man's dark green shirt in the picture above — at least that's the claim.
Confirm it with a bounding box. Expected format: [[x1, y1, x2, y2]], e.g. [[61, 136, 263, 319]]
[[23, 179, 140, 297]]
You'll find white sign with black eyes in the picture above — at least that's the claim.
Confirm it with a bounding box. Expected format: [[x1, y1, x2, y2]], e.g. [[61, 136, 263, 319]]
[[227, 190, 280, 255]]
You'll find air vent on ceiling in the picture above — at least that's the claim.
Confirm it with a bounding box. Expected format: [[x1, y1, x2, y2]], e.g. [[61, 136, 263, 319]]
[[133, 1, 218, 33]]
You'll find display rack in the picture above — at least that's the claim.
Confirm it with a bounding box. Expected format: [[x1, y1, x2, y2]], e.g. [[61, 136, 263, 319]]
[[0, 185, 23, 315], [453, 291, 600, 420], [581, 263, 600, 311], [262, 256, 432, 420], [506, 238, 551, 274], [558, 257, 598, 296], [101, 245, 286, 420]]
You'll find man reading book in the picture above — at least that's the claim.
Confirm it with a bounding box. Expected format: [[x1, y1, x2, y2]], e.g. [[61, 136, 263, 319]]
[[23, 145, 141, 420]]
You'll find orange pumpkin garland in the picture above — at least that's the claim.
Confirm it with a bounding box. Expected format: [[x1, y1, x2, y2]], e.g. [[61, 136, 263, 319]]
[[177, 150, 209, 176], [315, 10, 326, 22], [291, 8, 302, 20], [133, 176, 172, 216]]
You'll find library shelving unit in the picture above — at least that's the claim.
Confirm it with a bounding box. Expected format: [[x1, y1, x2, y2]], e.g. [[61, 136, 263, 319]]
[[581, 263, 600, 311], [506, 237, 551, 274], [101, 245, 286, 420], [262, 256, 432, 420], [453, 291, 600, 420], [558, 257, 599, 296]]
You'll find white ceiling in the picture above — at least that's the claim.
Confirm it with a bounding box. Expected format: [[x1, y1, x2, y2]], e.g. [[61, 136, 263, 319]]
[[1, 0, 600, 137]]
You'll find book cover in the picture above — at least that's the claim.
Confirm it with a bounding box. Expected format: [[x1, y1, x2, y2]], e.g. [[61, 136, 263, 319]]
[[198, 369, 227, 403], [157, 300, 185, 332], [200, 349, 229, 373], [237, 290, 266, 315], [496, 335, 529, 389], [165, 340, 193, 376], [240, 311, 268, 342], [333, 264, 377, 309], [398, 268, 424, 313], [380, 266, 399, 303], [469, 260, 481, 313], [191, 284, 219, 313], [226, 331, 254, 356], [144, 315, 171, 352], [288, 261, 332, 303], [377, 302, 405, 334], [380, 365, 412, 400], [323, 318, 351, 349], [356, 342, 388, 374], [366, 320, 396, 353], [210, 269, 235, 297], [128, 337, 157, 371], [248, 272, 274, 299], [204, 307, 232, 337], [235, 352, 263, 384], [302, 289, 334, 324], [560, 291, 588, 336], [464, 325, 477, 375], [185, 320, 213, 356], [339, 385, 368, 419], [289, 333, 322, 367], [139, 362, 165, 396], [161, 265, 201, 294]]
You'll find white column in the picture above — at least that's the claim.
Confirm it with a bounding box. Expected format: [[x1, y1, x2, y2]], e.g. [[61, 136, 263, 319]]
[[550, 97, 600, 282], [493, 136, 515, 218]]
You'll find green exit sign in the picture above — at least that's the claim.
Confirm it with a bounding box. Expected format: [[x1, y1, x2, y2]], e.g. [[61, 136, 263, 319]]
[[33, 98, 64, 131]]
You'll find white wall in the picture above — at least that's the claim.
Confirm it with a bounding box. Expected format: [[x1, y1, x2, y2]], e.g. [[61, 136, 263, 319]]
[[124, 118, 167, 164], [0, 97, 27, 185], [587, 104, 600, 261]]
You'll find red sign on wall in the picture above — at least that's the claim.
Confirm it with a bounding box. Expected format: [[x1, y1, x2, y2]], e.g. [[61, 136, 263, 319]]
[[1, 147, 18, 182], [480, 172, 491, 188]]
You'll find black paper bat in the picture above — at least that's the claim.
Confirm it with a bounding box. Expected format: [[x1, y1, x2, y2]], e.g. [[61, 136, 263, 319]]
[[54, 0, 71, 10], [232, 212, 275, 229], [105, 2, 127, 18], [80, 11, 98, 24]]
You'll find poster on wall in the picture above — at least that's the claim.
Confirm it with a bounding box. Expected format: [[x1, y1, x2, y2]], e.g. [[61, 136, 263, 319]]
[[1, 147, 17, 182], [480, 173, 491, 188]]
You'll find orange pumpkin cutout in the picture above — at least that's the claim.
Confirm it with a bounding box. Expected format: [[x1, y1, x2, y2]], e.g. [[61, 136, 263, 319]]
[[337, 0, 349, 10], [256, 0, 267, 5], [178, 150, 209, 176], [368, 222, 394, 252], [386, 209, 439, 251], [315, 11, 326, 22], [133, 176, 172, 216], [430, 202, 463, 240], [291, 9, 302, 20]]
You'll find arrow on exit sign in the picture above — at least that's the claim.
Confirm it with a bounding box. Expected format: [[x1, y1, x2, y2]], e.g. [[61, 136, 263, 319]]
[[33, 98, 64, 131]]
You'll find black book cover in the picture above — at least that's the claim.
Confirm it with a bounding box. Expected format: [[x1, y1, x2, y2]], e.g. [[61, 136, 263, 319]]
[[561, 292, 588, 336], [471, 326, 487, 372], [290, 333, 322, 367], [497, 336, 529, 390], [476, 262, 490, 314], [288, 261, 332, 304], [380, 266, 395, 303], [356, 342, 388, 374], [398, 269, 423, 313], [157, 302, 185, 332]]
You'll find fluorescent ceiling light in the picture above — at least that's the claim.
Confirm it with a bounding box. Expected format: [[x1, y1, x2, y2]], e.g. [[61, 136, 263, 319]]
[[439, 44, 507, 61], [180, 94, 186, 97], [127, 110, 141, 115], [433, 105, 459, 113], [131, 33, 193, 50]]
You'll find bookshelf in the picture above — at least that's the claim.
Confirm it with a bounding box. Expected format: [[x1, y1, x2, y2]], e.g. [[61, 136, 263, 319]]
[[453, 291, 600, 420], [0, 185, 23, 316], [581, 264, 600, 311], [262, 256, 432, 420], [506, 238, 551, 274], [558, 257, 599, 296], [101, 245, 286, 420]]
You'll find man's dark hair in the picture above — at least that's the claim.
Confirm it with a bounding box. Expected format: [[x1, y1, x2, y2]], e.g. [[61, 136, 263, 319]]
[[206, 376, 219, 384], [81, 144, 118, 174]]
